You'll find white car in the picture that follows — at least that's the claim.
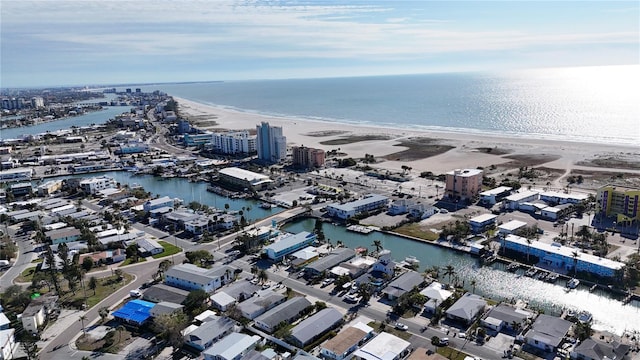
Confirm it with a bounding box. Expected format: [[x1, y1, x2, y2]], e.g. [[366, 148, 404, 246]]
[[394, 322, 409, 331], [321, 278, 335, 287]]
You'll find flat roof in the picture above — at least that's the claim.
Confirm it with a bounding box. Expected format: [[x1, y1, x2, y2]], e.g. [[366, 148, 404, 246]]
[[328, 194, 388, 212], [219, 167, 272, 184], [505, 234, 624, 270], [480, 186, 513, 196], [353, 332, 411, 360], [469, 213, 497, 224], [264, 231, 315, 254], [505, 190, 539, 202], [498, 220, 528, 231], [446, 168, 483, 177]]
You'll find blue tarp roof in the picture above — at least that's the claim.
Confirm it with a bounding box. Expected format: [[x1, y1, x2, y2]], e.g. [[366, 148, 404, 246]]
[[112, 299, 155, 324]]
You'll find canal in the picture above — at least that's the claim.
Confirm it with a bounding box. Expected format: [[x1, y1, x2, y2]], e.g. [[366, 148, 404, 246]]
[[282, 218, 640, 335]]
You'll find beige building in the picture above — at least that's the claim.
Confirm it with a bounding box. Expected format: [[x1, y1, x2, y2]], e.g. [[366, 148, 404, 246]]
[[445, 168, 483, 201]]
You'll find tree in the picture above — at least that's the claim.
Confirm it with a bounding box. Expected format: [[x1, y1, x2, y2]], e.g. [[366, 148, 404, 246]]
[[443, 265, 456, 285], [185, 250, 213, 267], [184, 289, 208, 316], [44, 246, 61, 294], [114, 269, 123, 282], [470, 280, 477, 294], [358, 283, 374, 304], [152, 313, 189, 351], [81, 257, 94, 272], [572, 251, 580, 278], [372, 240, 383, 254], [89, 276, 98, 295], [21, 335, 39, 360], [125, 244, 139, 263], [258, 269, 268, 284], [99, 306, 109, 323]]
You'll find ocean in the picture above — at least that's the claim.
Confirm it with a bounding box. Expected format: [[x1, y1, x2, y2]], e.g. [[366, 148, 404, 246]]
[[140, 65, 639, 146]]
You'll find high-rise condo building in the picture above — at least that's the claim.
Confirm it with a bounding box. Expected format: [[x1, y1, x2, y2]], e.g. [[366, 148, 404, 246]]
[[256, 122, 286, 163]]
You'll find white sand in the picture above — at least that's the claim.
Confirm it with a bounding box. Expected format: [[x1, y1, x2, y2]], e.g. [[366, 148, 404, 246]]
[[174, 96, 640, 176]]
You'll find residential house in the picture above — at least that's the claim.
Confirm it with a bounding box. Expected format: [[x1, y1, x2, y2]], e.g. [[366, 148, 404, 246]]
[[112, 299, 155, 327], [79, 176, 117, 194], [0, 328, 16, 360], [136, 238, 164, 257], [445, 293, 487, 325], [305, 248, 356, 277], [210, 292, 236, 312], [381, 271, 423, 300], [202, 333, 261, 360], [165, 263, 234, 293], [320, 323, 374, 360], [497, 220, 528, 236], [420, 282, 453, 313], [143, 196, 175, 213], [254, 297, 312, 333], [237, 290, 286, 320], [45, 227, 81, 245], [289, 308, 343, 347], [21, 297, 50, 334], [0, 313, 10, 330], [468, 214, 498, 234], [371, 250, 395, 277], [353, 332, 411, 360], [143, 284, 190, 305], [479, 186, 513, 205], [571, 337, 630, 360], [183, 316, 235, 351], [149, 302, 183, 317], [481, 303, 533, 332], [525, 314, 572, 352]]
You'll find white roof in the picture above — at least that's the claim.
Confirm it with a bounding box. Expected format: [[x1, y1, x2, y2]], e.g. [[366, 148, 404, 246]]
[[353, 332, 411, 360], [210, 292, 236, 307], [469, 213, 497, 224], [291, 246, 318, 260], [447, 168, 483, 177], [480, 186, 513, 196], [540, 191, 589, 201], [194, 310, 218, 323], [505, 234, 624, 271], [505, 190, 539, 202], [498, 220, 528, 231], [542, 207, 562, 213], [352, 321, 374, 334], [419, 282, 453, 303], [203, 333, 261, 360], [219, 167, 272, 185]]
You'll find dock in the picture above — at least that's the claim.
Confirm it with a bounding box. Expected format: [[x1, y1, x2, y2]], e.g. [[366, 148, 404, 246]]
[[347, 225, 378, 234]]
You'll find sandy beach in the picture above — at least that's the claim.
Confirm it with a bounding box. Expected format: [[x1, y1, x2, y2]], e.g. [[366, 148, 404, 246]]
[[174, 96, 640, 189]]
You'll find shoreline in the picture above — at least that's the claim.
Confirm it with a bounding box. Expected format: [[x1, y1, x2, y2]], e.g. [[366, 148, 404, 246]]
[[173, 96, 640, 177]]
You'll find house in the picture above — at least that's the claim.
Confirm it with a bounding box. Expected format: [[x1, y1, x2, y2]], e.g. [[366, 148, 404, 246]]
[[326, 194, 389, 220], [479, 186, 513, 205], [0, 328, 16, 360], [165, 263, 234, 293], [21, 296, 53, 334], [79, 176, 117, 194], [320, 323, 374, 360], [305, 248, 356, 277], [183, 316, 235, 351], [381, 271, 423, 300], [143, 196, 175, 213], [210, 292, 236, 312], [290, 308, 343, 347], [237, 290, 286, 320], [202, 333, 261, 360], [263, 231, 317, 261], [330, 256, 375, 279], [445, 293, 487, 325], [571, 337, 630, 360], [45, 227, 81, 245], [353, 332, 411, 360], [480, 303, 533, 332], [408, 203, 438, 219], [540, 191, 588, 206], [112, 299, 155, 326], [143, 284, 189, 305], [149, 302, 183, 317], [371, 250, 395, 277], [136, 238, 164, 257], [468, 214, 498, 233], [445, 169, 483, 201], [254, 297, 312, 333], [504, 191, 539, 210], [525, 314, 572, 352], [388, 199, 410, 215], [10, 182, 32, 197], [497, 220, 528, 235], [217, 280, 260, 302], [420, 282, 453, 313]]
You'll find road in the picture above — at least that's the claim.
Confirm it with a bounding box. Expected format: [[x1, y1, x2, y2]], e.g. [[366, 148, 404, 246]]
[[0, 225, 37, 291]]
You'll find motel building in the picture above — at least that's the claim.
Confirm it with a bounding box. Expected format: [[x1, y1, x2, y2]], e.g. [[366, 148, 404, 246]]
[[502, 234, 625, 279]]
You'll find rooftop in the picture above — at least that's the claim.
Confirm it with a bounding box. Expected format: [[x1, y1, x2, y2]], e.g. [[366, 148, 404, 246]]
[[353, 332, 411, 360], [479, 186, 513, 196], [291, 308, 343, 345], [525, 314, 572, 348], [322, 326, 368, 355], [264, 231, 316, 254]]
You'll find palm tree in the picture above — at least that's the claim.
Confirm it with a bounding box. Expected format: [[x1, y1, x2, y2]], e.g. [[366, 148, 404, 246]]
[[470, 280, 477, 294], [511, 320, 522, 335], [525, 237, 532, 263], [443, 265, 456, 285], [572, 251, 580, 277], [372, 240, 383, 254], [258, 269, 268, 284]]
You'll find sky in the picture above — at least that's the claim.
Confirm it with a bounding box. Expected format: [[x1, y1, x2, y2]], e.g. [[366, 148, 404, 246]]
[[1, 0, 638, 88]]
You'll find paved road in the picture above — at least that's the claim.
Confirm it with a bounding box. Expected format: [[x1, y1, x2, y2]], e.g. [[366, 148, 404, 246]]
[[0, 225, 37, 291]]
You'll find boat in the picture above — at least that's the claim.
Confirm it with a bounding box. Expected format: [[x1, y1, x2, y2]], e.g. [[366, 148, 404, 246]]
[[546, 273, 559, 283], [506, 263, 520, 272], [260, 202, 273, 209], [525, 268, 538, 277], [405, 256, 420, 265], [566, 278, 580, 289], [577, 311, 593, 323]]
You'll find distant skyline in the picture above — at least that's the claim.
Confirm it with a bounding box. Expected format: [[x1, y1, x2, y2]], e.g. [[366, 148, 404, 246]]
[[1, 0, 638, 88]]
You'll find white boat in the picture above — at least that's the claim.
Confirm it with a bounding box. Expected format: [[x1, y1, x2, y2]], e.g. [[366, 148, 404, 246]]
[[260, 203, 272, 209], [577, 311, 593, 323], [566, 278, 580, 289], [405, 256, 420, 265]]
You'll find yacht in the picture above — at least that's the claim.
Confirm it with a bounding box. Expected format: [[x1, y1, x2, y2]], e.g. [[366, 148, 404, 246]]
[[566, 278, 580, 289]]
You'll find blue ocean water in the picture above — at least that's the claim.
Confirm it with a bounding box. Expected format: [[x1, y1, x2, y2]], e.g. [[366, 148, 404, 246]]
[[141, 65, 639, 146]]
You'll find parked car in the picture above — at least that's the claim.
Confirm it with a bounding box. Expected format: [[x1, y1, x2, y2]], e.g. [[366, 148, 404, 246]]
[[321, 278, 335, 287], [129, 289, 142, 298], [394, 322, 409, 331], [439, 337, 449, 346]]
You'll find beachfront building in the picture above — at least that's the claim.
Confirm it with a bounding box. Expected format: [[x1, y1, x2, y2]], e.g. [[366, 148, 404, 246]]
[[468, 213, 498, 233], [217, 167, 274, 191], [479, 186, 513, 205], [207, 131, 257, 154], [292, 145, 325, 169], [37, 180, 64, 196], [184, 133, 215, 147], [539, 191, 589, 206], [164, 263, 234, 293], [502, 234, 625, 278], [263, 231, 316, 261], [597, 185, 640, 224], [326, 194, 389, 220], [79, 176, 117, 194], [256, 122, 287, 163], [504, 190, 540, 210], [445, 169, 483, 201]]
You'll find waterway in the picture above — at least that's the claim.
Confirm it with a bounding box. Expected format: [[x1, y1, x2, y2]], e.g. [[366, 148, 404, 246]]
[[0, 105, 129, 141], [282, 218, 640, 335]]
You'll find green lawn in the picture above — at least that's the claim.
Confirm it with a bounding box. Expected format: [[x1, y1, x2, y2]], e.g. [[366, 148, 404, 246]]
[[392, 223, 439, 241], [436, 346, 473, 360], [16, 267, 37, 283], [367, 321, 412, 341], [61, 273, 134, 309], [119, 258, 146, 267], [152, 241, 181, 259]]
